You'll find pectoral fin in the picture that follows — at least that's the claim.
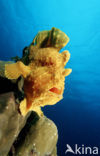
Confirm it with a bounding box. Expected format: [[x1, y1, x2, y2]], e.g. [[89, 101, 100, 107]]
[[32, 106, 44, 116], [20, 98, 43, 116], [0, 61, 13, 78], [5, 61, 31, 79], [19, 98, 27, 116]]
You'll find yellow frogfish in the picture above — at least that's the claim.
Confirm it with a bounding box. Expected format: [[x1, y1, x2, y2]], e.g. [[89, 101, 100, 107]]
[[0, 27, 72, 116]]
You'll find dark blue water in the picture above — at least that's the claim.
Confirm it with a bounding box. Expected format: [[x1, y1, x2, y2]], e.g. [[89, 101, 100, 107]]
[[0, 0, 100, 155]]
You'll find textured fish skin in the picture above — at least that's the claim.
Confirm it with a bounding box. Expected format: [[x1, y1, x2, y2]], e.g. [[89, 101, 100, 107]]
[[0, 28, 72, 116]]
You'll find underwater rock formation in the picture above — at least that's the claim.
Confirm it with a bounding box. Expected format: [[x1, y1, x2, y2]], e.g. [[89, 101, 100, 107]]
[[0, 92, 58, 156], [15, 116, 58, 156], [0, 92, 30, 156]]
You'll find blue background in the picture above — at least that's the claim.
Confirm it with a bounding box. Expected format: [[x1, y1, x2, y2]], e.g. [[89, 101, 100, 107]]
[[0, 0, 100, 155]]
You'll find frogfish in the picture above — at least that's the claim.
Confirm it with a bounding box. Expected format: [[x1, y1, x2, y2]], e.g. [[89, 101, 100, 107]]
[[0, 27, 72, 116]]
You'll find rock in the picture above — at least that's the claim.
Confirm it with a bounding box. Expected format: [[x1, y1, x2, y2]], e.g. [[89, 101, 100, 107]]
[[0, 92, 30, 156], [50, 147, 57, 156], [0, 92, 58, 156], [15, 116, 58, 156]]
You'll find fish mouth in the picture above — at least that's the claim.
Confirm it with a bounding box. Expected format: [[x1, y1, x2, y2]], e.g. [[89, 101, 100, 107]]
[[49, 87, 62, 95]]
